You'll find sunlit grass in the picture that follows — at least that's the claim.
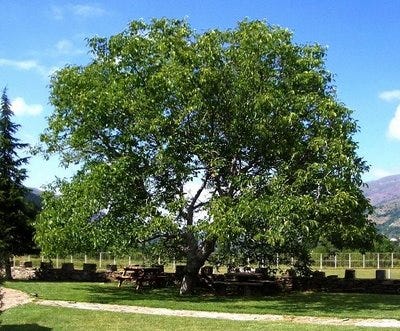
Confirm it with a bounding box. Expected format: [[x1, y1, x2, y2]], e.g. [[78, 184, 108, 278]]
[[2, 304, 390, 331], [4, 281, 400, 320], [317, 267, 400, 279]]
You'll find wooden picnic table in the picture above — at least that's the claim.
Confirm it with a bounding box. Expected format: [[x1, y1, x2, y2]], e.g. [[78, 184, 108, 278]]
[[224, 272, 264, 282], [214, 272, 276, 295], [116, 265, 166, 290], [214, 279, 276, 295]]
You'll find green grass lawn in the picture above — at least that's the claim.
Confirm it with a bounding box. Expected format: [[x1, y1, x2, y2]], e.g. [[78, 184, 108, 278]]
[[321, 268, 400, 279], [3, 281, 400, 320], [1, 304, 397, 331]]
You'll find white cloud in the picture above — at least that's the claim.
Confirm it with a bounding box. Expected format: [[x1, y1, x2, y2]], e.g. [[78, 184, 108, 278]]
[[20, 132, 39, 145], [369, 167, 396, 180], [0, 58, 40, 71], [71, 4, 106, 17], [364, 165, 400, 182], [50, 4, 106, 20], [0, 58, 51, 78], [387, 104, 400, 140], [48, 65, 60, 76], [379, 89, 400, 141], [50, 5, 64, 20], [379, 90, 400, 102], [55, 39, 84, 56], [11, 97, 43, 116], [56, 39, 74, 53]]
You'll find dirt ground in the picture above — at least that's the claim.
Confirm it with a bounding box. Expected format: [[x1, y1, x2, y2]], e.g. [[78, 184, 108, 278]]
[[1, 286, 400, 328], [0, 287, 33, 311]]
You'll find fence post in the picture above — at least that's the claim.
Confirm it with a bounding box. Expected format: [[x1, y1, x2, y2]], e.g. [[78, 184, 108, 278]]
[[377, 253, 380, 269], [334, 255, 337, 269], [391, 253, 394, 269], [348, 253, 351, 269], [362, 254, 365, 268], [276, 254, 279, 269], [99, 252, 102, 268], [320, 253, 323, 270], [128, 256, 131, 265], [84, 254, 87, 263], [70, 255, 73, 263]]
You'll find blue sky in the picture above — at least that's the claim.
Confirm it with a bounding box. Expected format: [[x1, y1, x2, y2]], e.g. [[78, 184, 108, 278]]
[[1, 0, 400, 188]]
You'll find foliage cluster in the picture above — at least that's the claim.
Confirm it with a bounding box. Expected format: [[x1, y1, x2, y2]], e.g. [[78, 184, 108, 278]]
[[35, 19, 376, 291]]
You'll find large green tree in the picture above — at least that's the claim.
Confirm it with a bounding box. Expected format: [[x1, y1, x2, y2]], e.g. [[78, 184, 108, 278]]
[[36, 19, 376, 293], [0, 88, 36, 279]]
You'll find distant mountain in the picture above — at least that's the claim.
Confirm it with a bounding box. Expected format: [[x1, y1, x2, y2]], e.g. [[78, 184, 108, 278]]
[[26, 187, 42, 209], [363, 175, 400, 239]]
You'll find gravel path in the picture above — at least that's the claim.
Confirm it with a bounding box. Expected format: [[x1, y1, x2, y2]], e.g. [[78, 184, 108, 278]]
[[2, 287, 400, 328], [0, 287, 33, 311]]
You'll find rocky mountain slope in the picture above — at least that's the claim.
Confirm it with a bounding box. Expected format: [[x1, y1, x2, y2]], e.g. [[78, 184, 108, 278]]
[[363, 175, 400, 239], [26, 187, 42, 208]]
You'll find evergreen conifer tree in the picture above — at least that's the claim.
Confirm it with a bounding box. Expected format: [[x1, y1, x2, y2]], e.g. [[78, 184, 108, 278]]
[[0, 88, 36, 279]]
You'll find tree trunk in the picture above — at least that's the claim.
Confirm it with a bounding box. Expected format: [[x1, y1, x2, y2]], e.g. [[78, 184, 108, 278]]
[[180, 274, 197, 295], [179, 233, 216, 295], [3, 255, 12, 280], [179, 255, 203, 295]]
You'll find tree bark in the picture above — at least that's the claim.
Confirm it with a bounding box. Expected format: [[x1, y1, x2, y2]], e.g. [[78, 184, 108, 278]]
[[179, 253, 204, 295], [179, 234, 216, 295], [2, 255, 12, 280], [179, 176, 215, 295]]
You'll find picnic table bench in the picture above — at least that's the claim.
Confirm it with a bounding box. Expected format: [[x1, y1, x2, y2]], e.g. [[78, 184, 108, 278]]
[[116, 265, 167, 290], [214, 272, 276, 295]]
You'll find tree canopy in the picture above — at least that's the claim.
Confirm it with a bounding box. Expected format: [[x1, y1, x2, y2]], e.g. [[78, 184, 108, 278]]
[[0, 88, 37, 279], [36, 19, 376, 293]]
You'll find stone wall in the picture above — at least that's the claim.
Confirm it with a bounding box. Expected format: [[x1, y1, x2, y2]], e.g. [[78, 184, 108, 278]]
[[10, 266, 110, 282], [11, 267, 37, 280]]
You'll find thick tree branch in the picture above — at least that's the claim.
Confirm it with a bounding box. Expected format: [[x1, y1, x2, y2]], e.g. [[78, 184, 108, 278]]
[[137, 233, 177, 244], [186, 174, 209, 226]]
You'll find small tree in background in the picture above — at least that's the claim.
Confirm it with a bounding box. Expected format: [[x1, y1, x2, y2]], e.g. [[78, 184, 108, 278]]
[[0, 88, 36, 279]]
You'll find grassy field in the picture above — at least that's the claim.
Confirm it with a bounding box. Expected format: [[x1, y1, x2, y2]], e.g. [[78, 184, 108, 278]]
[[3, 281, 400, 320], [321, 268, 400, 279], [2, 304, 396, 331], [2, 281, 400, 330]]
